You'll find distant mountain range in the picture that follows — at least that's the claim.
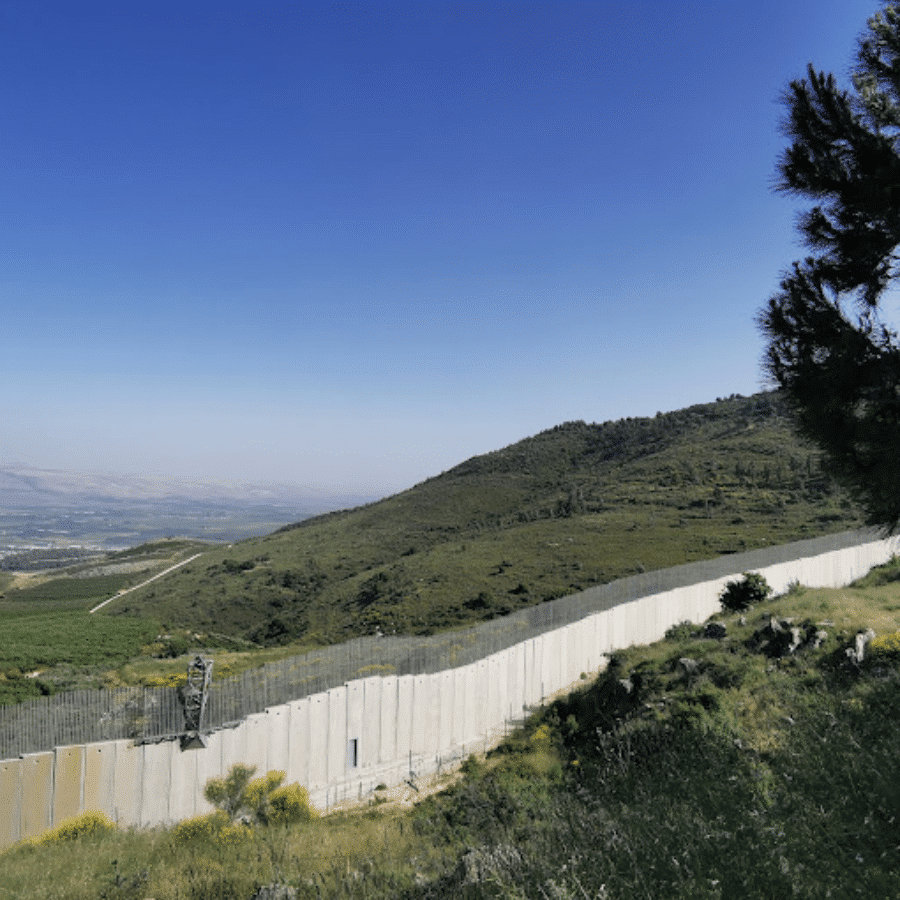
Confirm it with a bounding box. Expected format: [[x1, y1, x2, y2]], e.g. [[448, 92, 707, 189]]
[[0, 466, 378, 549], [0, 465, 375, 509]]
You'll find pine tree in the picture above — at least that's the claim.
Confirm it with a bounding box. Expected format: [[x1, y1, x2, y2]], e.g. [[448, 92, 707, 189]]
[[759, 4, 900, 532]]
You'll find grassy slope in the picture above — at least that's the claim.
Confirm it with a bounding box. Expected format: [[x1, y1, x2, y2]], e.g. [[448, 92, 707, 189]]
[[0, 540, 209, 700], [3, 562, 900, 899], [0, 391, 864, 697], [107, 391, 862, 645]]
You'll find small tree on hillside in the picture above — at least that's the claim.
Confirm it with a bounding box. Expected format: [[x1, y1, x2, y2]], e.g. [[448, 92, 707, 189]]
[[720, 572, 772, 612], [203, 763, 317, 826], [204, 764, 284, 823]]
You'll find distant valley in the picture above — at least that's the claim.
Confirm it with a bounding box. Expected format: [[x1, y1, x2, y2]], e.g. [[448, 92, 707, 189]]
[[0, 466, 376, 555]]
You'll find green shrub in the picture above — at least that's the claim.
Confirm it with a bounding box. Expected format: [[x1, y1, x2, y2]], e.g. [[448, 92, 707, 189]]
[[268, 783, 318, 825], [31, 810, 115, 845], [719, 572, 771, 612], [868, 631, 900, 664], [665, 620, 696, 641], [172, 810, 250, 847], [172, 810, 229, 842]]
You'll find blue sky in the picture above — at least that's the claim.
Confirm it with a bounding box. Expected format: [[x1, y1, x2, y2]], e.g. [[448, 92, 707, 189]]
[[0, 0, 884, 497]]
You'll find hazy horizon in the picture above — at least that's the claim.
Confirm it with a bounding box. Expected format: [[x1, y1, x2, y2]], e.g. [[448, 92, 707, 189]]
[[2, 1, 883, 496]]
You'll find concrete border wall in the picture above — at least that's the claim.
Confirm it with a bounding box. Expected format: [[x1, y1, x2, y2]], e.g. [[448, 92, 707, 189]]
[[2, 533, 898, 847]]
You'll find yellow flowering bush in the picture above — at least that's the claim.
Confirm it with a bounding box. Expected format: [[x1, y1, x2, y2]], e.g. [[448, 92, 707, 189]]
[[196, 764, 318, 832], [269, 783, 318, 825], [868, 631, 900, 663], [171, 810, 249, 846], [31, 810, 115, 846], [530, 723, 553, 748], [141, 672, 188, 688], [244, 769, 286, 818]]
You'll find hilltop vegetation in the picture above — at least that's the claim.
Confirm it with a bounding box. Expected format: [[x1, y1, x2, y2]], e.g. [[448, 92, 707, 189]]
[[106, 391, 861, 646]]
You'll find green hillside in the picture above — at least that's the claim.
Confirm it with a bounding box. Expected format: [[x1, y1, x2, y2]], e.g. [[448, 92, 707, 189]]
[[103, 390, 861, 646]]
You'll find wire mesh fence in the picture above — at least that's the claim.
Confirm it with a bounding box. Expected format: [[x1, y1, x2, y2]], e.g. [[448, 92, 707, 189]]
[[0, 528, 882, 758]]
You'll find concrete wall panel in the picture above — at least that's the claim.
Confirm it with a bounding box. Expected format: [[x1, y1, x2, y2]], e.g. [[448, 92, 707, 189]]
[[168, 743, 199, 823], [52, 745, 84, 826], [83, 742, 116, 821], [485, 653, 499, 736], [361, 677, 382, 769], [605, 604, 623, 652], [327, 686, 347, 785], [285, 699, 309, 786], [111, 740, 142, 828], [542, 628, 560, 697], [665, 588, 690, 630], [0, 758, 22, 847], [427, 673, 442, 758], [524, 638, 541, 708], [266, 704, 291, 775], [438, 669, 454, 756], [489, 652, 508, 740], [506, 642, 524, 721], [812, 552, 839, 588], [652, 591, 675, 636], [395, 675, 414, 767], [617, 600, 635, 647], [760, 561, 797, 595], [307, 692, 328, 791], [219, 720, 249, 774], [378, 676, 398, 764], [472, 660, 488, 740], [631, 596, 651, 644], [595, 610, 611, 656], [704, 579, 728, 620], [458, 664, 474, 744], [20, 752, 53, 840], [140, 741, 173, 826], [410, 675, 430, 758], [192, 729, 223, 816], [346, 680, 364, 772], [577, 614, 595, 673], [242, 712, 271, 775], [647, 593, 665, 644], [585, 614, 601, 674], [565, 624, 581, 684]]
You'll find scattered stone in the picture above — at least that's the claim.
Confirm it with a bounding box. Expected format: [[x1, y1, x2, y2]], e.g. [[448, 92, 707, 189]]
[[810, 630, 829, 650], [454, 845, 523, 886], [249, 884, 297, 900], [787, 626, 804, 655], [704, 622, 727, 639], [617, 677, 634, 695], [748, 617, 827, 658], [678, 657, 699, 676], [845, 628, 876, 665]]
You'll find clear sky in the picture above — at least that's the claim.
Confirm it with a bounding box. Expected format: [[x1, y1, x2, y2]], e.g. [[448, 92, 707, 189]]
[[0, 0, 885, 497]]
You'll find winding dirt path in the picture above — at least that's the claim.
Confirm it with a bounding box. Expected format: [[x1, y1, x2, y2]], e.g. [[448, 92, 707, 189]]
[[89, 552, 203, 613]]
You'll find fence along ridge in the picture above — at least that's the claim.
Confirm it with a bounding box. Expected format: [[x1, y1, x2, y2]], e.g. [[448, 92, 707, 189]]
[[0, 527, 882, 758]]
